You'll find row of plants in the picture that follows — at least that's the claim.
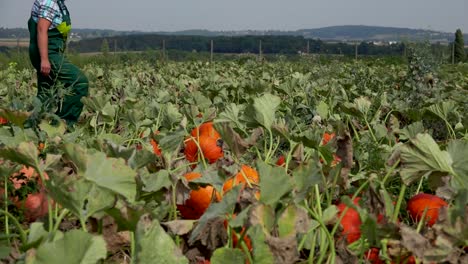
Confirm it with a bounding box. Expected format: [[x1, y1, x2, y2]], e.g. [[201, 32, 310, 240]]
[[0, 57, 467, 263]]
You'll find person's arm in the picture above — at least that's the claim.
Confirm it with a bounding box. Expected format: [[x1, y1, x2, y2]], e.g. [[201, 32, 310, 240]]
[[37, 18, 52, 76]]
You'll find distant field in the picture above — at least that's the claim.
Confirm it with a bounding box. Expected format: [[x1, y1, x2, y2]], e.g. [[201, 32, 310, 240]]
[[0, 38, 29, 47]]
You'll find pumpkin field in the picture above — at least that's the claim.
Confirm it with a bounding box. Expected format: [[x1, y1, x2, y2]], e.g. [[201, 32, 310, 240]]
[[0, 53, 467, 263]]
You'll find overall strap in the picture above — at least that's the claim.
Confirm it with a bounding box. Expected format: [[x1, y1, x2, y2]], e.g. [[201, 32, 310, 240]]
[[57, 1, 69, 16]]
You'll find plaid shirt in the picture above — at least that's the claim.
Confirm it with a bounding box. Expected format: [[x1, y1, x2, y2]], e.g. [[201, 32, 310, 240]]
[[31, 0, 67, 29]]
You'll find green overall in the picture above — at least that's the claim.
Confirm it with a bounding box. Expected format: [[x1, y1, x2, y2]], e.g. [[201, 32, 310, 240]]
[[28, 1, 88, 126]]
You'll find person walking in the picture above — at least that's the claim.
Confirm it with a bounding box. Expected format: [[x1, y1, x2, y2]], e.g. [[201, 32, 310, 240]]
[[28, 0, 88, 127]]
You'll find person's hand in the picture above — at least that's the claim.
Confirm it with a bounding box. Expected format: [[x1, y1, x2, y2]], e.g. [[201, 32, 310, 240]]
[[40, 59, 51, 76]]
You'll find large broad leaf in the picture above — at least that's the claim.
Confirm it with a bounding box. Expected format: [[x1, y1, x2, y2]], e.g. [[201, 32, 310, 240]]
[[47, 176, 115, 220], [81, 95, 110, 112], [248, 225, 275, 264], [135, 216, 188, 264], [0, 108, 31, 128], [399, 133, 455, 186], [211, 248, 246, 264], [39, 120, 66, 138], [163, 103, 183, 128], [25, 230, 107, 264], [447, 140, 468, 189], [292, 161, 322, 202], [0, 141, 39, 168], [399, 122, 425, 141], [426, 101, 458, 122], [158, 129, 185, 157], [258, 161, 293, 207], [316, 101, 329, 120], [277, 205, 311, 238], [217, 103, 246, 130], [244, 93, 281, 130], [140, 170, 172, 193], [83, 152, 137, 202]]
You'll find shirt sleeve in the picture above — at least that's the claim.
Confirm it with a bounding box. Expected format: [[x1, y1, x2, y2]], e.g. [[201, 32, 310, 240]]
[[37, 0, 59, 22]]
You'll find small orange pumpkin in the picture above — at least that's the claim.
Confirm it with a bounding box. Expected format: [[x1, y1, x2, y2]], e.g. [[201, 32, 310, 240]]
[[9, 166, 50, 222], [177, 172, 220, 219], [0, 117, 7, 125], [223, 215, 253, 253], [321, 132, 335, 145], [276, 155, 286, 167], [223, 165, 259, 194], [337, 197, 362, 244], [407, 193, 448, 227], [150, 139, 162, 156], [15, 191, 49, 222]]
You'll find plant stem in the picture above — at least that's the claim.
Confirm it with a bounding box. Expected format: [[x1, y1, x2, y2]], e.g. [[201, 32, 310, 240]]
[[393, 184, 407, 223], [4, 176, 10, 245], [0, 209, 27, 245], [33, 164, 54, 233], [52, 209, 69, 234], [130, 231, 136, 264]]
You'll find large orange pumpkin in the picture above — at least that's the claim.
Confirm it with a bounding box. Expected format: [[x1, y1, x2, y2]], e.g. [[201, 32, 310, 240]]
[[191, 122, 221, 140], [184, 136, 223, 164], [407, 193, 448, 227], [223, 165, 259, 194], [177, 172, 220, 219]]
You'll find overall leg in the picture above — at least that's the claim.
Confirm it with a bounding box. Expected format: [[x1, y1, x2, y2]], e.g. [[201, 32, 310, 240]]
[[50, 53, 89, 125]]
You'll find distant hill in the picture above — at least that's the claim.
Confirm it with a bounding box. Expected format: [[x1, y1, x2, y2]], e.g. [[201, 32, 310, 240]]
[[296, 25, 461, 43], [1, 25, 466, 43]]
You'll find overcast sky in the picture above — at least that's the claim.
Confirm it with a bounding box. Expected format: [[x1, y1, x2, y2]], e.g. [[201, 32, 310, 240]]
[[0, 0, 466, 33]]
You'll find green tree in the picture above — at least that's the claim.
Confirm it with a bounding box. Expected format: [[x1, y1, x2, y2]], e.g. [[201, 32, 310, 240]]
[[101, 38, 110, 57], [454, 29, 466, 63]]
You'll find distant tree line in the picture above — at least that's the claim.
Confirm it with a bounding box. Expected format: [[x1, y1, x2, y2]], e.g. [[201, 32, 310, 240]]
[[68, 34, 409, 56]]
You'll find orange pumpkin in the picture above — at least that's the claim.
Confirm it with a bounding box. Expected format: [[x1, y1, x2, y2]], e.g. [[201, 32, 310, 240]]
[[177, 172, 220, 219], [276, 155, 286, 167], [191, 122, 221, 140], [38, 142, 45, 152], [321, 132, 335, 145], [223, 165, 259, 194], [15, 191, 49, 222], [0, 117, 7, 125], [9, 166, 50, 222], [150, 139, 162, 156], [407, 193, 448, 227], [365, 248, 384, 264], [223, 215, 253, 252], [184, 136, 223, 164], [337, 197, 362, 244]]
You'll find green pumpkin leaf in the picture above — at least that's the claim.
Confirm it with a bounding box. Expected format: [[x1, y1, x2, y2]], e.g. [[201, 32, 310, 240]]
[[135, 216, 188, 264], [258, 161, 293, 207], [399, 134, 455, 187], [211, 248, 246, 264], [248, 225, 275, 264], [447, 140, 468, 189], [25, 230, 107, 264], [0, 141, 39, 168], [244, 93, 281, 130]]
